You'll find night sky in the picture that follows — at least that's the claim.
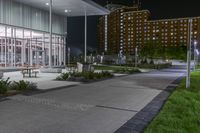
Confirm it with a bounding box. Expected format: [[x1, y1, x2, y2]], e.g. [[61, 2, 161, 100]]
[[67, 0, 200, 54]]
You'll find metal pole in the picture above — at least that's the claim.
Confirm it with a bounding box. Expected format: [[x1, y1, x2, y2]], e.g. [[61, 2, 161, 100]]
[[194, 42, 197, 71], [84, 9, 87, 63], [186, 19, 192, 89], [49, 0, 53, 68], [68, 47, 70, 66], [135, 46, 138, 68]]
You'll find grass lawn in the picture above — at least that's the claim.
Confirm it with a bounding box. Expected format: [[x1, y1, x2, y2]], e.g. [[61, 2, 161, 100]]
[[145, 68, 200, 133]]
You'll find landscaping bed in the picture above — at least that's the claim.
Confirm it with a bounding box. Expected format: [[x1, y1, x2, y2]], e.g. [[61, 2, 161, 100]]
[[56, 71, 114, 82], [145, 69, 200, 133], [93, 65, 141, 74], [0, 78, 37, 98]]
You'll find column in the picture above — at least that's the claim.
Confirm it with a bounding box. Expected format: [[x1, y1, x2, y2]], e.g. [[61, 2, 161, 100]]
[[59, 37, 62, 65], [27, 36, 30, 65], [5, 27, 7, 67], [14, 28, 16, 67], [42, 33, 45, 66], [21, 30, 24, 66], [11, 28, 13, 67], [1, 38, 3, 64], [56, 36, 60, 66], [30, 32, 33, 66], [53, 36, 56, 66], [49, 0, 53, 68], [64, 37, 66, 66]]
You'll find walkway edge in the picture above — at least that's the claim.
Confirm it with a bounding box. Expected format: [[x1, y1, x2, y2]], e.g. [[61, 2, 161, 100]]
[[114, 75, 185, 133]]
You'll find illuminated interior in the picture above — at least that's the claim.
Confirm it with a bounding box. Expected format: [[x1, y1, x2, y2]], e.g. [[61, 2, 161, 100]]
[[0, 24, 65, 67]]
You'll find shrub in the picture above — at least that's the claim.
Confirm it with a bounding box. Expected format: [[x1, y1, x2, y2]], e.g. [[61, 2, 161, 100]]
[[0, 78, 11, 95], [56, 71, 113, 81], [10, 80, 37, 91], [113, 68, 141, 74], [56, 73, 69, 80]]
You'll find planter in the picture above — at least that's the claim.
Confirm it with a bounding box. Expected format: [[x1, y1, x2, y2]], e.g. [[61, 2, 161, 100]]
[[40, 68, 62, 73]]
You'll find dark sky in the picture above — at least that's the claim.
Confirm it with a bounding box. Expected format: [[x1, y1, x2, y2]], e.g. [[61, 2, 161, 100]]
[[67, 0, 200, 53]]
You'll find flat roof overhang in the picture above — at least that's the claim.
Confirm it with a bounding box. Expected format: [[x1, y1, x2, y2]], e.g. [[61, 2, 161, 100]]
[[14, 0, 110, 16]]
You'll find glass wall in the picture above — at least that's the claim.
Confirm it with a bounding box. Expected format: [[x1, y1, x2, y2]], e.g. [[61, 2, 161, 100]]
[[0, 0, 67, 34], [0, 24, 65, 67]]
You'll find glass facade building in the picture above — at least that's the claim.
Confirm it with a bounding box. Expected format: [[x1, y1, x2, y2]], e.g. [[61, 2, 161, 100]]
[[0, 0, 67, 67]]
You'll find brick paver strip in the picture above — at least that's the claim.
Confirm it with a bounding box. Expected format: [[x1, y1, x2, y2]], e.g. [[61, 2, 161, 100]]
[[115, 76, 184, 133]]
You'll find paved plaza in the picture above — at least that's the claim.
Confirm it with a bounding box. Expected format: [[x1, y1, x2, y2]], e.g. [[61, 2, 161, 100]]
[[2, 69, 81, 90], [0, 68, 185, 133]]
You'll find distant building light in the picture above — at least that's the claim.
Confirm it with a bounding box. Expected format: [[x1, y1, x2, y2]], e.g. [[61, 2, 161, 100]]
[[65, 10, 71, 13]]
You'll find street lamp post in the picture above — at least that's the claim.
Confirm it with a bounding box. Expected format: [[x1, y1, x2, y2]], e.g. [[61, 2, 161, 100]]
[[84, 9, 87, 63], [67, 47, 70, 67], [135, 46, 138, 68], [196, 49, 199, 67], [186, 19, 192, 89], [194, 41, 197, 71]]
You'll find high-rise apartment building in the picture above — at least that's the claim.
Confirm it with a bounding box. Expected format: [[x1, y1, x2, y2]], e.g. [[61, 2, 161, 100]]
[[98, 5, 200, 55]]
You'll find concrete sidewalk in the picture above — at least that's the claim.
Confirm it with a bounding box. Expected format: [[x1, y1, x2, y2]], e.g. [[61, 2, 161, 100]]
[[0, 68, 185, 133], [3, 70, 81, 90], [2, 70, 127, 90]]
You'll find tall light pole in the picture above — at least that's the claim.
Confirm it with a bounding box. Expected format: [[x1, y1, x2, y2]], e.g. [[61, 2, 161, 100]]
[[194, 41, 197, 71], [196, 49, 199, 67], [186, 19, 192, 89], [135, 46, 138, 68], [84, 9, 87, 63], [67, 47, 70, 67]]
